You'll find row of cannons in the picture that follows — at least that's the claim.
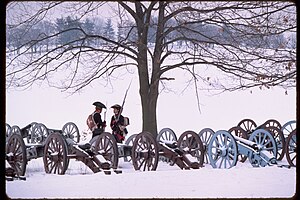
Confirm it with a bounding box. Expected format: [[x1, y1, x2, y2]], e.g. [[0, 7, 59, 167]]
[[5, 119, 296, 180]]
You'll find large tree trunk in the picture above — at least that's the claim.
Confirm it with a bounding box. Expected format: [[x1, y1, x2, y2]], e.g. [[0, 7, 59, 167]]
[[139, 77, 159, 136], [133, 1, 160, 137], [137, 45, 160, 136], [136, 1, 164, 137]]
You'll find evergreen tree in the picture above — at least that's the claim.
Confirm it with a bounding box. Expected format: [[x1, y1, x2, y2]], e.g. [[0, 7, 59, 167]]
[[55, 16, 84, 46], [82, 18, 95, 45], [103, 19, 115, 42]]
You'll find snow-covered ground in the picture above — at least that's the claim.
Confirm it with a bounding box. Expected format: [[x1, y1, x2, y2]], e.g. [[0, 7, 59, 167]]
[[5, 54, 297, 199], [5, 71, 297, 199], [5, 153, 296, 199]]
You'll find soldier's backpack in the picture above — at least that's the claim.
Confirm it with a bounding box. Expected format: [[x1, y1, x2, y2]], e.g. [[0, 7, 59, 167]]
[[86, 112, 97, 131], [123, 117, 130, 126]]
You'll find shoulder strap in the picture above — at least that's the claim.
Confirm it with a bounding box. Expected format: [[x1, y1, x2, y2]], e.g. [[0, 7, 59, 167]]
[[91, 111, 97, 125]]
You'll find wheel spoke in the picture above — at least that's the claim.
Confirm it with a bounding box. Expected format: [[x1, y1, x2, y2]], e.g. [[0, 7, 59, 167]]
[[219, 157, 224, 168], [137, 157, 146, 170], [263, 139, 272, 147], [262, 133, 267, 145]]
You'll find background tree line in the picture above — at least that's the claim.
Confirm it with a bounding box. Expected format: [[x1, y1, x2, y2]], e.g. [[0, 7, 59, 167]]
[[6, 14, 295, 55]]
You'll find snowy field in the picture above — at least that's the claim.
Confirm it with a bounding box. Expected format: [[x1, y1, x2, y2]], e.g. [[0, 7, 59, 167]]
[[5, 58, 297, 199], [5, 152, 296, 199], [5, 72, 297, 199]]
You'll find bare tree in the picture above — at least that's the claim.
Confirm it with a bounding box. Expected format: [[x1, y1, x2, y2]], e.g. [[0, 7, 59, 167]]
[[6, 1, 296, 136]]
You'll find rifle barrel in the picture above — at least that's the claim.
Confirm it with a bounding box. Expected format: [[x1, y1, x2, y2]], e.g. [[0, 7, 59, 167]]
[[116, 79, 132, 121]]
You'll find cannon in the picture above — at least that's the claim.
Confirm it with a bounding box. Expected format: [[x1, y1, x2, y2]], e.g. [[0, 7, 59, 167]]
[[6, 123, 49, 178], [6, 123, 11, 141], [228, 126, 249, 163], [156, 128, 178, 163], [280, 120, 296, 167], [237, 118, 282, 137], [198, 128, 215, 164], [83, 128, 204, 171], [280, 120, 297, 167], [285, 128, 296, 167], [81, 120, 137, 166], [237, 118, 257, 136], [82, 128, 204, 171], [237, 119, 286, 161], [43, 131, 121, 175], [207, 128, 278, 168], [5, 122, 80, 179], [281, 120, 296, 139], [130, 129, 205, 171], [7, 122, 50, 144], [116, 133, 137, 162]]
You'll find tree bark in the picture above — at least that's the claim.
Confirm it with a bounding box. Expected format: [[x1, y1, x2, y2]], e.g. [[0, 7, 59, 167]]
[[136, 33, 160, 136], [139, 77, 159, 136], [134, 2, 166, 137]]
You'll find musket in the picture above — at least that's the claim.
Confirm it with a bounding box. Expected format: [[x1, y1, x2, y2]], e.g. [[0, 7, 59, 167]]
[[104, 101, 107, 121], [104, 101, 107, 131], [116, 79, 132, 122]]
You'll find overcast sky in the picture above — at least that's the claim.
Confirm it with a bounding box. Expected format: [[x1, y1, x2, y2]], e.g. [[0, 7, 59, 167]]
[[6, 1, 120, 27]]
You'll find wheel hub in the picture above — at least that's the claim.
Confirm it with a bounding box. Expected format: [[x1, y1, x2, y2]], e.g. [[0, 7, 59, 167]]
[[50, 152, 60, 162], [219, 146, 228, 157], [138, 151, 150, 159], [257, 144, 263, 151]]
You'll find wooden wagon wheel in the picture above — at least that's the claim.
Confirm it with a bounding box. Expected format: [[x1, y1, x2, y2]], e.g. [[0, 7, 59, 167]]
[[281, 120, 296, 139], [125, 134, 137, 146], [262, 119, 282, 131], [43, 132, 68, 175], [94, 132, 119, 169], [7, 125, 22, 143], [228, 126, 248, 163], [6, 133, 27, 176], [62, 122, 80, 143], [198, 128, 214, 164], [9, 125, 22, 136], [6, 123, 11, 140], [124, 134, 137, 162], [178, 130, 204, 167], [32, 123, 49, 144], [248, 129, 277, 167], [207, 130, 238, 169], [26, 122, 38, 143], [237, 119, 257, 136], [285, 129, 296, 167], [264, 126, 286, 161], [131, 131, 159, 171], [156, 128, 177, 142]]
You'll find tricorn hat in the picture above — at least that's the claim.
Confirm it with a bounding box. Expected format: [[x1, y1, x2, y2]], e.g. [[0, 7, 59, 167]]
[[93, 101, 106, 109], [111, 104, 122, 110]]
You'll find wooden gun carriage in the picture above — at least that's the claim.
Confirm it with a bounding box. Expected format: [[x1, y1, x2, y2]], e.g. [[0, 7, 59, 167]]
[[198, 119, 296, 168], [43, 132, 121, 175], [5, 122, 80, 179], [236, 118, 296, 167], [83, 128, 205, 172], [207, 128, 278, 168], [130, 128, 205, 171]]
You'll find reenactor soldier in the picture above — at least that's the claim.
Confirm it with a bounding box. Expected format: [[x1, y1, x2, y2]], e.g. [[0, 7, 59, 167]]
[[110, 104, 129, 143], [87, 101, 107, 138]]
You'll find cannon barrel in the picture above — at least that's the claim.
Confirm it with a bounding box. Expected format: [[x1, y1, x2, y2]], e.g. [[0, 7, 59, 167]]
[[233, 135, 258, 150]]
